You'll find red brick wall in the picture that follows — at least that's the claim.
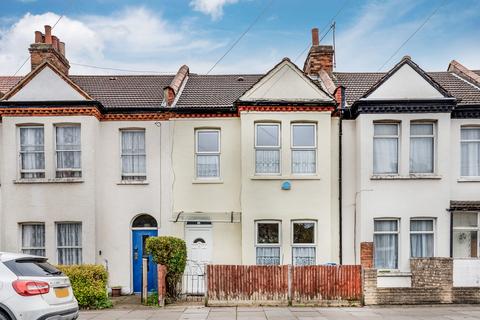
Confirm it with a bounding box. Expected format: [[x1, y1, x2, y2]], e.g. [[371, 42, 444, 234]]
[[360, 242, 374, 269]]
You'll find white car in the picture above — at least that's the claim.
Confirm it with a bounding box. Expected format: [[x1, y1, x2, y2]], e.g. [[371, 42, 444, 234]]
[[0, 252, 78, 320]]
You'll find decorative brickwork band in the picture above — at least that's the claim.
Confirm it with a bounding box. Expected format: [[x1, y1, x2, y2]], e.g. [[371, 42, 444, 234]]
[[237, 105, 335, 113], [360, 242, 374, 269]]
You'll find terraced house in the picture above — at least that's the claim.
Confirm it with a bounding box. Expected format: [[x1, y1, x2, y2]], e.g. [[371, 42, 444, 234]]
[[0, 25, 479, 296], [336, 56, 480, 287], [0, 26, 341, 294]]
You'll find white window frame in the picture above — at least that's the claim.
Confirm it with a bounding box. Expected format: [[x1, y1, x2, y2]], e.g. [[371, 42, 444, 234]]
[[452, 212, 480, 258], [373, 218, 400, 270], [56, 222, 83, 265], [460, 126, 480, 178], [291, 123, 317, 175], [20, 223, 45, 256], [195, 129, 221, 179], [18, 125, 45, 179], [373, 122, 400, 175], [255, 220, 281, 265], [291, 220, 316, 265], [409, 122, 436, 174], [120, 129, 147, 181], [255, 123, 281, 175], [409, 218, 435, 258], [55, 124, 82, 178]]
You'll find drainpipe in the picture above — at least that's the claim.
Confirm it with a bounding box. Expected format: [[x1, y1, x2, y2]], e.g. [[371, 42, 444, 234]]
[[447, 208, 453, 258], [155, 122, 162, 231], [338, 86, 345, 265]]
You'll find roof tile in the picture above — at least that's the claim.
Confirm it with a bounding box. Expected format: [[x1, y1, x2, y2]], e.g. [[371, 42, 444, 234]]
[[333, 71, 480, 106]]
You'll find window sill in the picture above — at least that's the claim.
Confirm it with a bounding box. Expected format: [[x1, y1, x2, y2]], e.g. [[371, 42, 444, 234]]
[[250, 175, 321, 180], [370, 174, 442, 180], [457, 177, 480, 183], [377, 270, 411, 277], [117, 180, 149, 185], [192, 179, 224, 184], [14, 178, 84, 184]]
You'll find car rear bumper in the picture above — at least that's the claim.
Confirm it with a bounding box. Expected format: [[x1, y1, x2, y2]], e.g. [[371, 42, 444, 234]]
[[8, 299, 79, 320], [37, 307, 79, 320]]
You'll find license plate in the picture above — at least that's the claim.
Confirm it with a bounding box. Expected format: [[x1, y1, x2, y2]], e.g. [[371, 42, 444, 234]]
[[54, 287, 69, 298]]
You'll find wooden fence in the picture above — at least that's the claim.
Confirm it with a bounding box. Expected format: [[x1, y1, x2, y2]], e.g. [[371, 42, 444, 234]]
[[206, 264, 362, 306]]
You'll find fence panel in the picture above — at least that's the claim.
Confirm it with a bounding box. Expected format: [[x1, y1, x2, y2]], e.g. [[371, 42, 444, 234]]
[[207, 264, 362, 306], [207, 265, 289, 304], [292, 265, 362, 304]]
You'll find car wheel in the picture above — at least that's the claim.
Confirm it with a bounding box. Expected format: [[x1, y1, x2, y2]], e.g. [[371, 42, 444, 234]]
[[0, 311, 10, 320]]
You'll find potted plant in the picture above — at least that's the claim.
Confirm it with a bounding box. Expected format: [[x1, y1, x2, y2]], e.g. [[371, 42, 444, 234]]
[[111, 286, 122, 297]]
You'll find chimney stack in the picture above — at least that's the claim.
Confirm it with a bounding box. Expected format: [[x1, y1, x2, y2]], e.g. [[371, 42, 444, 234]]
[[303, 27, 334, 76], [29, 25, 70, 75]]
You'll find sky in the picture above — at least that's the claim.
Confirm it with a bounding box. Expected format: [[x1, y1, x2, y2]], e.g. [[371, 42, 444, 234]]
[[0, 0, 479, 75]]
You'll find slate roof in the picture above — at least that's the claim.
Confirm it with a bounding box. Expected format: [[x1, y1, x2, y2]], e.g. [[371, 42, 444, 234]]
[[174, 74, 262, 109], [451, 200, 480, 211], [0, 73, 263, 110], [70, 75, 174, 109], [333, 71, 480, 106], [1, 68, 479, 110], [0, 77, 22, 95]]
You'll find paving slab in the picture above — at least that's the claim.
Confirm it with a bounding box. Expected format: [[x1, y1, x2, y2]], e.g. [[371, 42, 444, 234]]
[[79, 305, 480, 320]]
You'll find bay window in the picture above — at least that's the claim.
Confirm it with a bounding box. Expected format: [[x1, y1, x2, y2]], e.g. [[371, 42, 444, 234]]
[[121, 129, 146, 181], [292, 221, 316, 265], [21, 223, 45, 256], [291, 124, 316, 174], [453, 212, 479, 258], [255, 221, 281, 265], [410, 219, 434, 258], [195, 129, 220, 178], [255, 123, 280, 174], [410, 123, 435, 174], [373, 123, 399, 174], [56, 125, 81, 178], [374, 219, 399, 269], [57, 222, 82, 265], [19, 126, 45, 179], [461, 127, 480, 177]]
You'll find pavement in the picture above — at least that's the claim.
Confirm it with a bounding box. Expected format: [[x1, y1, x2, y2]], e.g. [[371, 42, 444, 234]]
[[79, 305, 480, 319]]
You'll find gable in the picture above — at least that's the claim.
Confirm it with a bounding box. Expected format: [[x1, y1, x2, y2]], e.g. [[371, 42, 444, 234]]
[[366, 63, 445, 100], [6, 65, 89, 102], [239, 59, 332, 103]]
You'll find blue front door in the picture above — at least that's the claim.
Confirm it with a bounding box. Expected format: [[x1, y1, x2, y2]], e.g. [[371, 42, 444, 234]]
[[132, 229, 158, 293]]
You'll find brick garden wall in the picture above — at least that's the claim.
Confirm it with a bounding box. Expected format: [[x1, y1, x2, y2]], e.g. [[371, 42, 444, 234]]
[[364, 258, 453, 305], [361, 246, 480, 305]]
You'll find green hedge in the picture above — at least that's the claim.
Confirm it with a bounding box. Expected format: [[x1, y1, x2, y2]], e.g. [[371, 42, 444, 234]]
[[57, 264, 112, 309], [145, 236, 187, 300]]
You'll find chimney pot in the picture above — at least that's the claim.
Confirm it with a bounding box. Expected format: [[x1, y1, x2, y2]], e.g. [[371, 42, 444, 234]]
[[34, 31, 43, 43], [44, 25, 52, 44], [52, 36, 59, 50], [303, 27, 334, 75], [59, 42, 66, 56], [312, 28, 319, 46]]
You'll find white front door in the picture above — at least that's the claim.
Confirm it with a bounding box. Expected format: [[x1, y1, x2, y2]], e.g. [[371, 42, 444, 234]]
[[184, 224, 212, 294]]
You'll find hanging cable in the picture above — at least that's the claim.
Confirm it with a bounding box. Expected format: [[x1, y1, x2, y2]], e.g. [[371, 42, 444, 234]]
[[13, 2, 71, 76], [70, 62, 175, 74], [206, 0, 274, 75], [294, 0, 350, 63], [377, 0, 448, 71]]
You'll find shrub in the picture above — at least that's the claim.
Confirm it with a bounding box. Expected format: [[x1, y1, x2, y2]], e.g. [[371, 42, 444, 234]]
[[145, 236, 187, 300], [57, 264, 112, 309]]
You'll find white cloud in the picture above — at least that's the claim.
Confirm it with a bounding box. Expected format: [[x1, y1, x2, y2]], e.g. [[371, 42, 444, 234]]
[[0, 7, 226, 75], [334, 0, 480, 71], [190, 0, 238, 20]]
